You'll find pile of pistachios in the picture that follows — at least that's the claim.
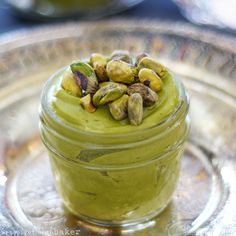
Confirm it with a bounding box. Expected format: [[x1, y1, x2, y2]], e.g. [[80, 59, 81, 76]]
[[61, 50, 170, 125]]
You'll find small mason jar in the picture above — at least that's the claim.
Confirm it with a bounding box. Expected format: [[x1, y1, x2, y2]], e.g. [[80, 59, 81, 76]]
[[39, 68, 190, 226]]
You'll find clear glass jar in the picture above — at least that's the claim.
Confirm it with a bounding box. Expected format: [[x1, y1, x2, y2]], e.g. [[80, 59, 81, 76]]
[[39, 68, 190, 226]]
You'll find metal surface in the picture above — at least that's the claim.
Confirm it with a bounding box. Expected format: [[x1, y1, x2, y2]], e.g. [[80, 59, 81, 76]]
[[0, 20, 236, 235]]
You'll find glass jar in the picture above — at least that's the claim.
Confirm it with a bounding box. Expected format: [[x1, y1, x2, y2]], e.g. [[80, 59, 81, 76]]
[[39, 68, 190, 226], [7, 0, 144, 20]]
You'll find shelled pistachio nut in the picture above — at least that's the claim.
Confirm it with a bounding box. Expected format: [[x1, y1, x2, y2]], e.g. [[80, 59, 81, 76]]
[[138, 57, 170, 79], [90, 53, 108, 82], [128, 93, 143, 126], [106, 60, 136, 84], [138, 68, 163, 92], [61, 70, 82, 97], [70, 62, 98, 95], [127, 83, 157, 107], [80, 94, 96, 113], [99, 81, 119, 88], [90, 53, 107, 65], [111, 50, 132, 64], [109, 94, 129, 121], [93, 82, 127, 106]]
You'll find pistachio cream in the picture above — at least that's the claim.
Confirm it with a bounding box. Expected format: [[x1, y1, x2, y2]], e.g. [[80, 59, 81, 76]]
[[42, 0, 109, 10], [40, 51, 189, 224]]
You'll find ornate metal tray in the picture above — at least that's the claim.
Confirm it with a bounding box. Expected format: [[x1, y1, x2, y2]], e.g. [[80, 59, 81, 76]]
[[0, 20, 236, 236]]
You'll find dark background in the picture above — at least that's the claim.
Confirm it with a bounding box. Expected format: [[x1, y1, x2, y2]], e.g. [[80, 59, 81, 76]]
[[0, 0, 187, 33], [0, 0, 235, 37]]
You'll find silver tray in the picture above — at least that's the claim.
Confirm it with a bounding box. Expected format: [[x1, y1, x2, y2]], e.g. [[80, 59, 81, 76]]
[[0, 20, 236, 236]]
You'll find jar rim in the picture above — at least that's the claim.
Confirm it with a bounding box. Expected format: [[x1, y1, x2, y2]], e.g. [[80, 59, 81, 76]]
[[40, 125, 187, 170], [40, 67, 190, 169], [40, 67, 189, 139]]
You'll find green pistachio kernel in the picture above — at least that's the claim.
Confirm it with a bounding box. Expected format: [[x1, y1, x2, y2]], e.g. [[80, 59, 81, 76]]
[[80, 94, 96, 113], [138, 68, 163, 92], [128, 93, 143, 126], [138, 57, 170, 80], [70, 62, 98, 95], [61, 70, 82, 97], [90, 53, 108, 82], [99, 81, 119, 88], [93, 82, 127, 106], [106, 60, 136, 84], [109, 94, 129, 121], [127, 83, 158, 107]]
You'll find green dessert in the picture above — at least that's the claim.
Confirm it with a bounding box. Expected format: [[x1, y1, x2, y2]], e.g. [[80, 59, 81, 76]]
[[35, 0, 110, 11], [47, 0, 109, 9], [40, 50, 190, 225]]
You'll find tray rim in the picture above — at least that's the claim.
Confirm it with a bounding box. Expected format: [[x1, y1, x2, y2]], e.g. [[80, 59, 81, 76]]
[[0, 19, 236, 54]]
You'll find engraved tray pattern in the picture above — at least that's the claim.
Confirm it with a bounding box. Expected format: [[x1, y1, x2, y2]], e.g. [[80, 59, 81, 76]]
[[0, 20, 236, 236]]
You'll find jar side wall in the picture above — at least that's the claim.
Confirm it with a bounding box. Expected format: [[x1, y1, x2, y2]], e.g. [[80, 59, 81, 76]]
[[40, 115, 189, 167], [39, 68, 190, 225], [48, 145, 184, 223]]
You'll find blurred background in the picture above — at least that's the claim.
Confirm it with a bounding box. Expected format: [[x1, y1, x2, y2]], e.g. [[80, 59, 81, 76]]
[[1, 0, 236, 35]]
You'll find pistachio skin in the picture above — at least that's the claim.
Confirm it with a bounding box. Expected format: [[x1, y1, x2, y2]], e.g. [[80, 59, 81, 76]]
[[90, 53, 109, 82], [70, 62, 99, 95], [80, 94, 96, 113], [138, 68, 163, 92], [128, 93, 143, 126], [136, 53, 149, 65], [61, 70, 82, 97], [93, 82, 127, 106], [138, 57, 170, 79], [111, 50, 132, 64], [109, 94, 129, 121], [106, 60, 136, 84], [127, 83, 158, 107]]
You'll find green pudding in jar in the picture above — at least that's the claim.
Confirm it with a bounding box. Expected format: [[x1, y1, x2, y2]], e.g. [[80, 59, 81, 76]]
[[42, 0, 109, 10], [40, 51, 190, 226]]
